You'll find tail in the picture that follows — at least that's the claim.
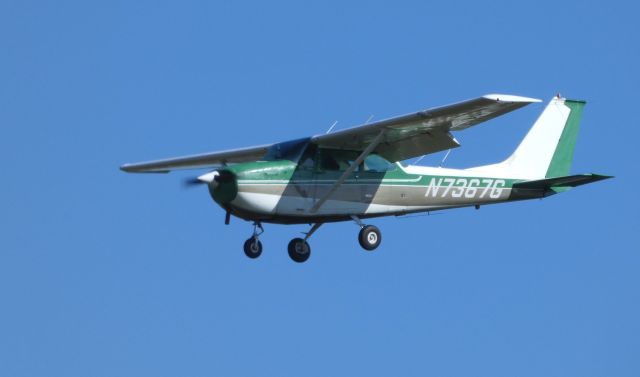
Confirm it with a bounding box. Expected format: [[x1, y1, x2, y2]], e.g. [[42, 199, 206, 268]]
[[500, 95, 585, 179], [469, 95, 612, 191], [468, 95, 585, 179]]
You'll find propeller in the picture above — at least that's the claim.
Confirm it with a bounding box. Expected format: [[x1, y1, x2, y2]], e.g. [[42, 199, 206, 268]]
[[182, 170, 235, 189], [183, 169, 238, 207], [182, 170, 218, 189], [183, 177, 206, 188]]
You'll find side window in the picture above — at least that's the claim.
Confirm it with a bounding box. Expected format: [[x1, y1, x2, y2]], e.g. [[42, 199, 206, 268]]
[[363, 154, 395, 172]]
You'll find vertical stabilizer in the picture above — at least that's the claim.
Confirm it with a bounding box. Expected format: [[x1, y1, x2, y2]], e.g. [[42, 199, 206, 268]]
[[499, 96, 585, 179]]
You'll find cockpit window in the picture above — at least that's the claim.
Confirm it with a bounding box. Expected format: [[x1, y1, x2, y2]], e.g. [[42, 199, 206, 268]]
[[318, 149, 360, 171], [295, 147, 395, 173], [297, 143, 317, 170]]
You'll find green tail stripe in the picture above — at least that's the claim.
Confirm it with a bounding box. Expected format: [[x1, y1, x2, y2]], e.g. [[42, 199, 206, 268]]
[[545, 99, 586, 178]]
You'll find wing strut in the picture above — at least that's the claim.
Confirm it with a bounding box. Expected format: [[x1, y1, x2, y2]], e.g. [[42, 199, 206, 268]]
[[309, 130, 386, 213]]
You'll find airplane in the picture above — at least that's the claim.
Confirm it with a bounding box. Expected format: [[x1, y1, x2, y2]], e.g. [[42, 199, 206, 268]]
[[121, 94, 611, 263]]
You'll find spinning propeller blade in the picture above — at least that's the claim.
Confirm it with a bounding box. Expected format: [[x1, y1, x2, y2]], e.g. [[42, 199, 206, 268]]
[[182, 170, 230, 189], [182, 177, 206, 188]]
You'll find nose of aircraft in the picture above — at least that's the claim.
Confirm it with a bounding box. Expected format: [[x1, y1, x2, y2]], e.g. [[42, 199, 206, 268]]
[[197, 171, 220, 187], [184, 169, 238, 205], [206, 169, 238, 204]]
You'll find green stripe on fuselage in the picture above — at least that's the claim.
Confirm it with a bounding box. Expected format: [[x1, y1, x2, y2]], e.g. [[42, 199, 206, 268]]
[[228, 160, 530, 208]]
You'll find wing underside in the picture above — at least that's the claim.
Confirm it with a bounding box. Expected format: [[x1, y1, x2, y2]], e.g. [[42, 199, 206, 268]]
[[311, 94, 541, 161]]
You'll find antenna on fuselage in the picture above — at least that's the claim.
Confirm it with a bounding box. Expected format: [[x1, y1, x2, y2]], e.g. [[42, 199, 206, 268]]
[[325, 120, 338, 134], [438, 149, 452, 168]]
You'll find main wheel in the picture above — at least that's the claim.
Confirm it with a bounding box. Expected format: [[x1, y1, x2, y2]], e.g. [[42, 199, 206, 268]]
[[287, 238, 311, 263], [358, 225, 381, 251], [243, 237, 263, 259]]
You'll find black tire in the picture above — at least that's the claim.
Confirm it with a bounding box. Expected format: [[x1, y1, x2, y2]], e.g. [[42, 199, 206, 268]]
[[358, 225, 381, 251], [287, 238, 311, 263], [243, 237, 263, 259]]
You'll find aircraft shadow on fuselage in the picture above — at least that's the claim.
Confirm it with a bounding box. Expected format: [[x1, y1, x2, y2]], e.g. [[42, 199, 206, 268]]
[[268, 141, 388, 224]]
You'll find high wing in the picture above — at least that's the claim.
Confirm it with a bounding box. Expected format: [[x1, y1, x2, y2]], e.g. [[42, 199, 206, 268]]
[[120, 94, 539, 174], [120, 144, 272, 173], [311, 94, 541, 162]]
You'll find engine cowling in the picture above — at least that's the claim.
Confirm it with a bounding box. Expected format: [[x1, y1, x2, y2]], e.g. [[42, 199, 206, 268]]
[[198, 170, 238, 205]]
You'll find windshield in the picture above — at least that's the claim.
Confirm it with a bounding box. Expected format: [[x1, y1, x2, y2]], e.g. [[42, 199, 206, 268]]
[[264, 138, 310, 161]]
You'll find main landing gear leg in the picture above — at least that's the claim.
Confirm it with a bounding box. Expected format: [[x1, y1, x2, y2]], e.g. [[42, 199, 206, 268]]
[[288, 223, 322, 263], [351, 215, 382, 251], [243, 221, 263, 259]]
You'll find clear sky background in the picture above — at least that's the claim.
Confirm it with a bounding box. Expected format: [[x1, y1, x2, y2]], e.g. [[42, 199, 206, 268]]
[[1, 1, 639, 376]]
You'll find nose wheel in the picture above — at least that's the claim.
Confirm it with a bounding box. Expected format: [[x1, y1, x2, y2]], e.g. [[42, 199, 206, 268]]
[[243, 237, 262, 258], [243, 222, 264, 259]]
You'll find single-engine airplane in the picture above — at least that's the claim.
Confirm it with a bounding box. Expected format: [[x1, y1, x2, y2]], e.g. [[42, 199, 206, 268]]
[[121, 94, 611, 262]]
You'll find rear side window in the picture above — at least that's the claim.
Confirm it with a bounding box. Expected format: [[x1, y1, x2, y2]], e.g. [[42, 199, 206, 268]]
[[363, 154, 396, 172]]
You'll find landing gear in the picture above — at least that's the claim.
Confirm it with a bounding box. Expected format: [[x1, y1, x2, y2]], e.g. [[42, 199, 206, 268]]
[[243, 222, 264, 259], [243, 237, 262, 258], [287, 223, 322, 263], [288, 238, 311, 263], [351, 216, 382, 251], [358, 225, 381, 251], [241, 219, 381, 262]]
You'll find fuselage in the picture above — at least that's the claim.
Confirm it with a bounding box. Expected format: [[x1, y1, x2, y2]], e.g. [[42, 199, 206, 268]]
[[210, 157, 538, 224]]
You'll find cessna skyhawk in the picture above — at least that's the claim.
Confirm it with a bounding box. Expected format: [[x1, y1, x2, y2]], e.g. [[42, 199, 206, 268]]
[[121, 94, 610, 263]]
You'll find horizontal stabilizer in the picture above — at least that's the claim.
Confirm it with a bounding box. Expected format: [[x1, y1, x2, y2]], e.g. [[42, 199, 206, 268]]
[[513, 173, 612, 192]]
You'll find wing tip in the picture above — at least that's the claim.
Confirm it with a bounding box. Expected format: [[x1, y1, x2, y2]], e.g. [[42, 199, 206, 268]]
[[483, 94, 542, 103], [119, 163, 169, 174]]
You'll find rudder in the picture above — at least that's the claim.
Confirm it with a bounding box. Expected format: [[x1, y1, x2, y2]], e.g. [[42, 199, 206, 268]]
[[544, 99, 585, 178]]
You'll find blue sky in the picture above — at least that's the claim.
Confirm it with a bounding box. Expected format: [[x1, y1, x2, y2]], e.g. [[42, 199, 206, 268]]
[[1, 1, 639, 376]]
